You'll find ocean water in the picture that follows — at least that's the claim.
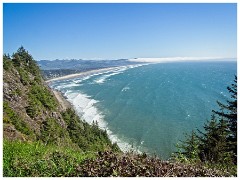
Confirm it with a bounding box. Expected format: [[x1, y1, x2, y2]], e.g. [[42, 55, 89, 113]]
[[49, 61, 237, 159]]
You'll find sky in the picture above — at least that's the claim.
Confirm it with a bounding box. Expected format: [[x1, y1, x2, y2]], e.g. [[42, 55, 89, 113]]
[[3, 3, 237, 60]]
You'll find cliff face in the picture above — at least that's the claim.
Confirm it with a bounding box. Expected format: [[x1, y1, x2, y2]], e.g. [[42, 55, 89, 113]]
[[3, 48, 66, 142], [3, 47, 117, 151]]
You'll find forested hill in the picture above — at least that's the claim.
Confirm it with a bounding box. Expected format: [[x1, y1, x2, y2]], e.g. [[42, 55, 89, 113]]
[[2, 47, 235, 177], [3, 47, 119, 176]]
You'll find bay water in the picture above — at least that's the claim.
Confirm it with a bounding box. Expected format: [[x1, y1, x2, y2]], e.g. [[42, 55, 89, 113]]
[[49, 61, 236, 159]]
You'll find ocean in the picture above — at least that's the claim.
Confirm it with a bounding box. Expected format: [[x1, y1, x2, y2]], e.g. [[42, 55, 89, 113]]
[[49, 61, 237, 159]]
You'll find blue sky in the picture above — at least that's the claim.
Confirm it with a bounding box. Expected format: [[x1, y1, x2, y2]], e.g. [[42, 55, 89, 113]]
[[3, 3, 237, 60]]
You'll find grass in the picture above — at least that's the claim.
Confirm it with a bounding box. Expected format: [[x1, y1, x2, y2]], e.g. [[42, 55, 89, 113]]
[[3, 140, 95, 177], [3, 140, 234, 177]]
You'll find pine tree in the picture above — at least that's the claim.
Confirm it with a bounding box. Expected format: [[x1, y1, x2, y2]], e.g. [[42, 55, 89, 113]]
[[216, 116, 232, 164], [197, 114, 220, 163], [176, 76, 237, 169], [3, 54, 12, 71], [212, 75, 237, 163], [175, 130, 200, 162]]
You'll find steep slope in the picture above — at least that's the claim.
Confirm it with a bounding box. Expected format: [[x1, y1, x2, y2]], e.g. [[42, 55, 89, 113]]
[[3, 47, 119, 176]]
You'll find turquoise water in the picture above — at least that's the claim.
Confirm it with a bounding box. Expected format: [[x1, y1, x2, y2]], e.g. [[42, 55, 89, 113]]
[[50, 61, 236, 159]]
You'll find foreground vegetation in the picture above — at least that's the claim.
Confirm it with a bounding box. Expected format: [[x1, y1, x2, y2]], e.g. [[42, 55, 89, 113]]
[[4, 140, 232, 177], [3, 47, 237, 177], [3, 140, 94, 177]]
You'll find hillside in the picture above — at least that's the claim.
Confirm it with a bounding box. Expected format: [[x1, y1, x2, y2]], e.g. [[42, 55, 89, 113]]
[[3, 47, 119, 176], [2, 47, 233, 177]]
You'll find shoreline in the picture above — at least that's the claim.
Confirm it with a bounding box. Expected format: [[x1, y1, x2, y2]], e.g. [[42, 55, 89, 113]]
[[52, 90, 72, 111], [45, 66, 128, 83], [45, 59, 236, 83], [47, 64, 147, 153], [51, 87, 137, 153]]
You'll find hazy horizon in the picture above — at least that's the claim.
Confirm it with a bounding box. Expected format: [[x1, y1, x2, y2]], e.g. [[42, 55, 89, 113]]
[[36, 56, 237, 62]]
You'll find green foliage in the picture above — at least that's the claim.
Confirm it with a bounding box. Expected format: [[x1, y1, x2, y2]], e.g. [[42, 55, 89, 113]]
[[3, 140, 232, 177], [9, 46, 41, 81], [197, 114, 231, 164], [18, 68, 30, 85], [34, 75, 42, 83], [12, 53, 21, 67], [174, 130, 200, 163], [16, 46, 41, 76], [3, 54, 12, 71], [28, 84, 57, 112], [10, 88, 22, 96], [40, 118, 67, 145], [26, 102, 41, 118], [3, 101, 33, 137], [4, 47, 40, 85], [62, 108, 120, 152], [3, 140, 94, 177]]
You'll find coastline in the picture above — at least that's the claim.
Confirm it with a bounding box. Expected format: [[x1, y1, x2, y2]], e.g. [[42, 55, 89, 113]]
[[51, 86, 137, 153], [45, 66, 124, 83], [47, 64, 146, 153], [52, 90, 72, 110]]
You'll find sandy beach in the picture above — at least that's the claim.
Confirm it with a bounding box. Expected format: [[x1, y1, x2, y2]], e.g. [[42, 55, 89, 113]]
[[52, 90, 72, 110], [45, 66, 122, 83]]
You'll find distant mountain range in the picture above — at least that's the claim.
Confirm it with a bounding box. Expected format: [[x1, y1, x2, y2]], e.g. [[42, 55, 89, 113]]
[[37, 59, 140, 70], [37, 59, 142, 79]]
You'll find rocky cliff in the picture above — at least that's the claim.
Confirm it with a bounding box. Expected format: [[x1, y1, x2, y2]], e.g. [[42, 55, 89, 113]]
[[3, 47, 117, 151]]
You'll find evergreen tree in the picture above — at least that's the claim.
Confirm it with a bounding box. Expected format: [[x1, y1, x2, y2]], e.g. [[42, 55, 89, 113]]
[[212, 75, 237, 163], [3, 54, 12, 70], [197, 114, 221, 163], [216, 116, 233, 164], [179, 130, 200, 160], [12, 46, 40, 76], [198, 114, 231, 164]]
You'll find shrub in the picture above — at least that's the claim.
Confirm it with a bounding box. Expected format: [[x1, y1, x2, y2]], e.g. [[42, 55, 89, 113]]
[[18, 68, 30, 85], [3, 54, 12, 71], [28, 84, 57, 111], [40, 118, 66, 145]]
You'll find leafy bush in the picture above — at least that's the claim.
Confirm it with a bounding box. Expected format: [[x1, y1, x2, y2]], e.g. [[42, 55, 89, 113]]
[[18, 68, 30, 85], [3, 54, 12, 71]]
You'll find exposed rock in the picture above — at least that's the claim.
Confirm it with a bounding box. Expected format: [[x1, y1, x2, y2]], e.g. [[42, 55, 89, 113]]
[[3, 124, 26, 141]]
